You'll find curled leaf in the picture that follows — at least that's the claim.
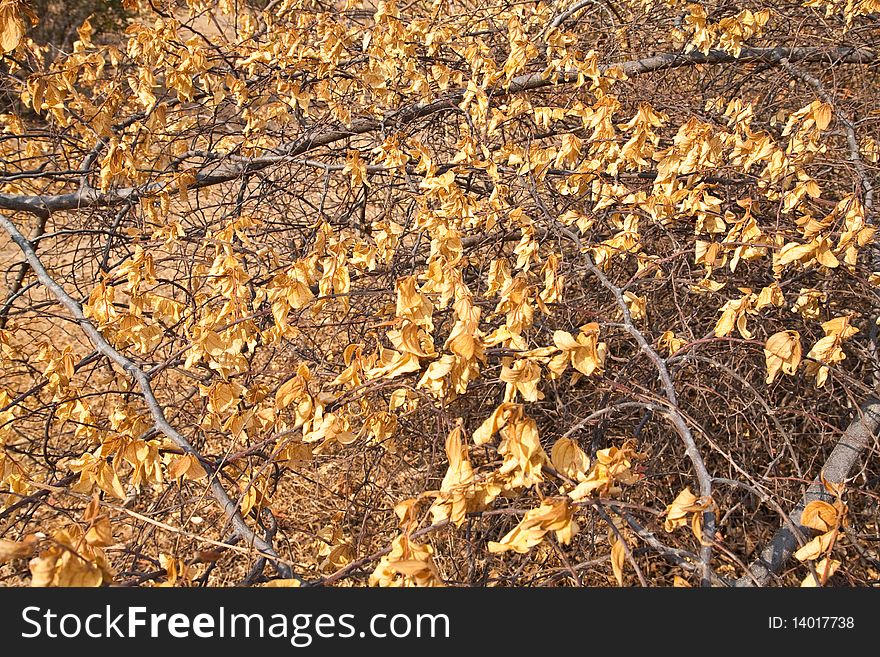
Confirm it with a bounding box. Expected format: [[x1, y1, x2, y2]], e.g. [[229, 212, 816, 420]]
[[800, 500, 839, 533], [488, 498, 578, 554], [763, 330, 801, 384], [550, 438, 590, 480], [663, 487, 712, 540], [610, 536, 626, 586]]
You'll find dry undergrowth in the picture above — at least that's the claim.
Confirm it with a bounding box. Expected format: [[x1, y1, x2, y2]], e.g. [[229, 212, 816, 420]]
[[1, 0, 879, 587]]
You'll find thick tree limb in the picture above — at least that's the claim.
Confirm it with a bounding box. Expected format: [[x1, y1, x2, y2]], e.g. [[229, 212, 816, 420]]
[[736, 397, 880, 586], [0, 214, 298, 582]]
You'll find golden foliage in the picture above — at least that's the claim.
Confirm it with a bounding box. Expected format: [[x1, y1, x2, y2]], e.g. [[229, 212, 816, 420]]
[[0, 0, 875, 589], [487, 498, 578, 554]]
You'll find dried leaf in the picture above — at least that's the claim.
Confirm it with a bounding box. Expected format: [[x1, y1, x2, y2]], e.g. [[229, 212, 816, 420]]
[[262, 578, 302, 587], [764, 330, 802, 384], [663, 487, 711, 534], [800, 500, 839, 533], [0, 0, 26, 53], [550, 438, 590, 480], [610, 536, 626, 586], [488, 498, 578, 554], [793, 530, 837, 562], [167, 453, 208, 481], [800, 558, 840, 587]]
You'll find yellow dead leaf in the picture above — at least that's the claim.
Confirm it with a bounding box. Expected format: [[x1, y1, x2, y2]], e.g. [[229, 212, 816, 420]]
[[690, 277, 725, 294], [550, 438, 590, 480], [81, 495, 113, 547], [167, 453, 208, 481], [800, 558, 840, 587], [814, 103, 833, 131], [84, 517, 113, 548], [658, 330, 687, 356], [623, 292, 647, 321], [500, 358, 542, 402], [567, 442, 642, 501], [755, 282, 784, 310], [488, 498, 578, 554], [497, 414, 548, 489], [804, 315, 858, 387], [821, 315, 859, 339], [473, 403, 520, 445], [29, 552, 101, 587], [663, 487, 711, 534], [394, 498, 422, 528], [549, 326, 605, 382], [29, 528, 113, 587], [275, 375, 305, 409], [714, 291, 756, 338], [370, 535, 443, 587], [791, 288, 826, 319], [0, 0, 26, 53], [800, 500, 839, 533], [365, 347, 423, 380], [793, 530, 837, 562], [262, 578, 302, 587], [763, 330, 801, 384], [610, 536, 626, 586], [69, 449, 128, 499], [778, 241, 816, 267], [387, 559, 433, 576], [430, 424, 476, 526], [819, 473, 846, 499]]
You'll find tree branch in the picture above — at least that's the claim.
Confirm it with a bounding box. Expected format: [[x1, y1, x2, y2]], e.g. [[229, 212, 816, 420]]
[[0, 46, 874, 217], [0, 214, 298, 582]]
